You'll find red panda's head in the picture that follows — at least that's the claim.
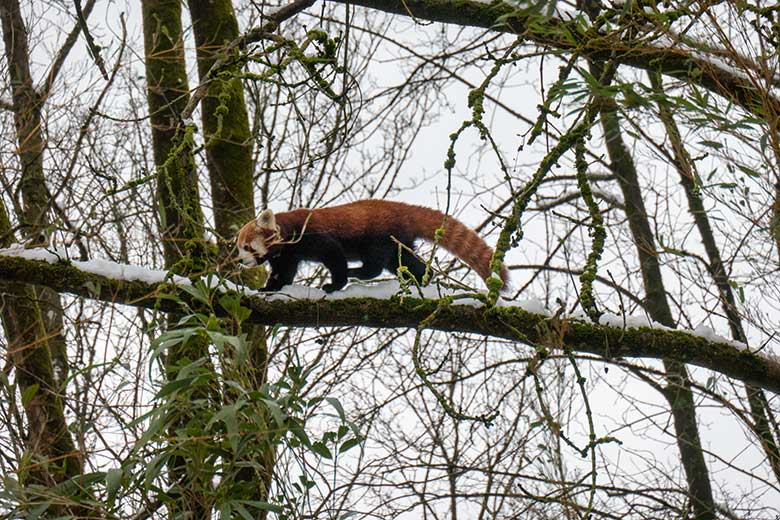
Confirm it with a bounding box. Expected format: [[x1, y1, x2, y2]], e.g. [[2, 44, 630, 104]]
[[236, 209, 282, 267]]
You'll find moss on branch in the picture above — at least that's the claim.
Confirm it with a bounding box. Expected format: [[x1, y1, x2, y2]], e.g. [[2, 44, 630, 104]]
[[1, 253, 779, 394]]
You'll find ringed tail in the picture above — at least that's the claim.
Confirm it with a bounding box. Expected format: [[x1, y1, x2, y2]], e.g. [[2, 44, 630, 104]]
[[409, 206, 510, 290]]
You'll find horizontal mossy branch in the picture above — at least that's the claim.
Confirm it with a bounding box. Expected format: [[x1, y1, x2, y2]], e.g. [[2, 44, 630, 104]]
[[1, 253, 779, 393], [322, 0, 778, 120]]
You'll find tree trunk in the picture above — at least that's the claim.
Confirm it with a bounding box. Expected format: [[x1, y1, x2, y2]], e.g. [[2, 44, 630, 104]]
[[650, 71, 780, 485], [597, 89, 716, 520], [142, 1, 213, 517], [142, 0, 207, 268], [0, 2, 82, 516], [188, 0, 255, 243], [187, 0, 274, 504]]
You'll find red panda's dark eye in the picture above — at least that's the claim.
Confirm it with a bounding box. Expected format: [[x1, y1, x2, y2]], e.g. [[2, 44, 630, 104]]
[[243, 245, 251, 252]]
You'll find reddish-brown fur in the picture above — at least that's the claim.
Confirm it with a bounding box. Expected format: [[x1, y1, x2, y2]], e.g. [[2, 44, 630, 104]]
[[237, 199, 509, 287]]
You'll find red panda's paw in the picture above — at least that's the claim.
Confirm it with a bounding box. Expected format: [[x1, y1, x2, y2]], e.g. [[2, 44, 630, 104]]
[[322, 281, 346, 293]]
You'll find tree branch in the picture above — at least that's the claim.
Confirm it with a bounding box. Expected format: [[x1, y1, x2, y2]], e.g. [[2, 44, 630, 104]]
[[42, 0, 97, 99], [323, 0, 780, 120], [180, 0, 316, 121], [1, 250, 779, 394]]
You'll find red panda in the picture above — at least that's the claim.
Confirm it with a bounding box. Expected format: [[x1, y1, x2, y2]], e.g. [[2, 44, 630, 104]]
[[235, 199, 509, 293]]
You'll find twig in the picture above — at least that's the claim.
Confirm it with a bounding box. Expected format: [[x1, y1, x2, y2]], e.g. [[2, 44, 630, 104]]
[[181, 0, 316, 120], [41, 0, 97, 98], [73, 0, 107, 80]]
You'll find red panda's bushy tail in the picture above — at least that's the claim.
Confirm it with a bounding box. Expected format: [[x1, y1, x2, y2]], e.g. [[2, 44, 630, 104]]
[[409, 206, 509, 290]]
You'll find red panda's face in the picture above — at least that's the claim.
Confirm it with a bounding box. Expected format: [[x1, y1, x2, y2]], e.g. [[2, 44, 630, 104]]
[[236, 209, 281, 267]]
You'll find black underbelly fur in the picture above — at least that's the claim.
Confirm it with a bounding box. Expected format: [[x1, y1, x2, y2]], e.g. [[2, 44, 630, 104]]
[[263, 233, 426, 293]]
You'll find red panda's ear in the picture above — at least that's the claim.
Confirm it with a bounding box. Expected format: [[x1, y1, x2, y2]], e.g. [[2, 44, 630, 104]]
[[256, 208, 277, 229]]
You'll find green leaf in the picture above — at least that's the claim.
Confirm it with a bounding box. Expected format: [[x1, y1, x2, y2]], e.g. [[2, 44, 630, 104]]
[[261, 398, 287, 428], [105, 467, 122, 504], [22, 384, 39, 408], [299, 474, 315, 489], [144, 452, 169, 488], [288, 418, 311, 447], [207, 330, 245, 356], [218, 502, 232, 520], [133, 411, 168, 451], [150, 327, 200, 359], [180, 281, 213, 306], [339, 437, 362, 454], [698, 140, 723, 150], [736, 163, 761, 178], [311, 441, 332, 459], [157, 376, 198, 399], [233, 503, 255, 520], [27, 502, 50, 520], [270, 323, 283, 338], [219, 293, 252, 323], [325, 396, 346, 421], [208, 401, 243, 452], [239, 500, 284, 514]]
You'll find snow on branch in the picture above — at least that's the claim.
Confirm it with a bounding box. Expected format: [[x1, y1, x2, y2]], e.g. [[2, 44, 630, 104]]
[[1, 247, 779, 394]]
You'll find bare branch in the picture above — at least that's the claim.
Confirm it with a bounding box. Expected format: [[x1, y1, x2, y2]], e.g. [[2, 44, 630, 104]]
[[74, 0, 108, 80], [41, 0, 98, 99], [181, 0, 316, 121]]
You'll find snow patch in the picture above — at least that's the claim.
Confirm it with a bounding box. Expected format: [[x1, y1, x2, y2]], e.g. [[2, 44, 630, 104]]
[[691, 324, 747, 350], [0, 245, 191, 286], [599, 311, 749, 349], [252, 280, 485, 306], [598, 312, 672, 331], [505, 298, 551, 315]]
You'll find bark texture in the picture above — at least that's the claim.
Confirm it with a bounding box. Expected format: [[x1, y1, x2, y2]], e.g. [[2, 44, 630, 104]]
[[1, 253, 778, 394], [597, 83, 715, 520], [142, 0, 208, 269], [187, 0, 272, 504], [142, 2, 213, 516], [0, 0, 82, 512], [188, 0, 255, 243]]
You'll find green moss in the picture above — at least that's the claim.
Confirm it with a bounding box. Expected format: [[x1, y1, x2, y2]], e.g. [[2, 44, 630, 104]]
[[4, 254, 780, 393], [574, 139, 605, 323], [0, 197, 12, 248], [188, 0, 254, 243]]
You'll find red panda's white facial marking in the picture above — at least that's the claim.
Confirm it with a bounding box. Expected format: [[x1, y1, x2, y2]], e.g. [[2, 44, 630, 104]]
[[235, 208, 281, 267], [237, 238, 269, 267]]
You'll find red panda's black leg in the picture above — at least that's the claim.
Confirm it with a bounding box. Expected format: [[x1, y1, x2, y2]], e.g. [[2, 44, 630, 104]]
[[314, 236, 349, 293], [348, 239, 392, 280], [263, 257, 299, 292]]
